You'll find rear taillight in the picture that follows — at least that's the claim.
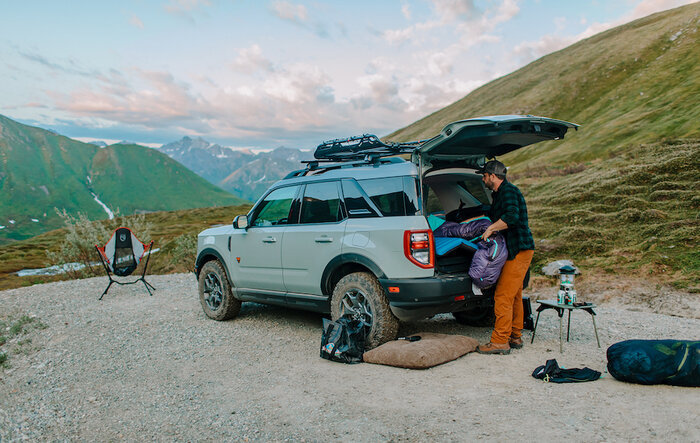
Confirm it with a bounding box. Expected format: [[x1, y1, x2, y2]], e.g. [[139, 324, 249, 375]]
[[404, 230, 435, 269]]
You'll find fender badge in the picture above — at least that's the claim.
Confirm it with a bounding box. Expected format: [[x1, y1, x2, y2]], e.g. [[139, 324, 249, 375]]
[[236, 257, 241, 263]]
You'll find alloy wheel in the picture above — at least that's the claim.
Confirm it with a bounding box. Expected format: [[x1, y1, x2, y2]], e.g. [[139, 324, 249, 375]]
[[203, 272, 223, 311], [339, 288, 373, 330]]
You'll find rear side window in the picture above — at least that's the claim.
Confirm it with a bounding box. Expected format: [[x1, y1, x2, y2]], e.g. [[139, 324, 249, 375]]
[[356, 177, 420, 217], [341, 180, 379, 218], [300, 182, 343, 224]]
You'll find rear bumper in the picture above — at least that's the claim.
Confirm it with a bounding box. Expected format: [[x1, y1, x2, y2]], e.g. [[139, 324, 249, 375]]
[[379, 274, 493, 321]]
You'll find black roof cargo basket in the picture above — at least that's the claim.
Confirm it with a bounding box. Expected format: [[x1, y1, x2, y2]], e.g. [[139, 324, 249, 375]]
[[314, 134, 423, 161]]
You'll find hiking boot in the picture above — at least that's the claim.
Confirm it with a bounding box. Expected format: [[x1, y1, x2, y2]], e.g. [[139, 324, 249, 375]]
[[509, 337, 524, 349], [477, 342, 511, 355]]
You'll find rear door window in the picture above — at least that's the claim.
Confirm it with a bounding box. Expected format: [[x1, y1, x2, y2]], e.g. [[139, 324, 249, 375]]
[[299, 181, 344, 224]]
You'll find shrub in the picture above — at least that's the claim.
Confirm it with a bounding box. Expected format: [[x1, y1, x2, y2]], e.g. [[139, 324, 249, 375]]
[[170, 234, 198, 271]]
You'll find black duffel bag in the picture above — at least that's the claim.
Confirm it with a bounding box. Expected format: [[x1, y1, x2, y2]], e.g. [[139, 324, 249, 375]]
[[607, 339, 699, 387], [320, 318, 366, 364]]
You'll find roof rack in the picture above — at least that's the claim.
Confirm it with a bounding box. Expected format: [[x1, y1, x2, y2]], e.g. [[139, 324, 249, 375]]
[[313, 134, 424, 161]]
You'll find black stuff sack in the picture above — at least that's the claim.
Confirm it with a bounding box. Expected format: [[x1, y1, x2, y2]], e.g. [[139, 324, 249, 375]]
[[607, 339, 699, 387], [320, 318, 366, 364], [532, 359, 601, 383]]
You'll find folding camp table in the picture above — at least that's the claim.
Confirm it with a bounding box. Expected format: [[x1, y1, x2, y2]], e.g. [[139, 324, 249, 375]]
[[530, 300, 601, 352]]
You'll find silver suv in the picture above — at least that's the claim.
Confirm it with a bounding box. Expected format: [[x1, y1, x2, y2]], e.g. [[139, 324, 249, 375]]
[[194, 115, 577, 348]]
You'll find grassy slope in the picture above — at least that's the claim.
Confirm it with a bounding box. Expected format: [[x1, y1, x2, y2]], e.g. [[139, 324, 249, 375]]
[[91, 144, 244, 213], [0, 115, 101, 240], [0, 116, 246, 244], [386, 4, 700, 291]]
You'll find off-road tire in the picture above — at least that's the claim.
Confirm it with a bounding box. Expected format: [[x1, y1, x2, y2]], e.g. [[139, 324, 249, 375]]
[[453, 305, 496, 327], [198, 260, 241, 321], [331, 272, 399, 350]]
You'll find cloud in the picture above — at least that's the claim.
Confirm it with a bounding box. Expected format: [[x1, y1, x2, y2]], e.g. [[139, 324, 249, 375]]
[[163, 0, 211, 23], [431, 0, 479, 23], [401, 3, 411, 20], [270, 0, 330, 39], [17, 50, 99, 77], [271, 0, 307, 24], [383, 0, 520, 45], [48, 69, 209, 129], [164, 0, 211, 14], [232, 44, 274, 74], [129, 14, 145, 29], [382, 21, 442, 44]]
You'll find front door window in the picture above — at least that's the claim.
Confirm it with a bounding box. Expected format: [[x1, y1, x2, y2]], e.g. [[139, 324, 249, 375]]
[[251, 186, 299, 227]]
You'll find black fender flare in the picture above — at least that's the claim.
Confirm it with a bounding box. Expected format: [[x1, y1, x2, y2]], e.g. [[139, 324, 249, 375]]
[[195, 248, 233, 285], [321, 253, 387, 295]]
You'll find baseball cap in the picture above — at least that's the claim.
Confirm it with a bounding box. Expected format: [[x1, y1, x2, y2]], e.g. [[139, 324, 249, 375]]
[[475, 160, 507, 176]]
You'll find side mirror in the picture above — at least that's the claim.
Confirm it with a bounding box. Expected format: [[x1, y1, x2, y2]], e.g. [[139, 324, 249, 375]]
[[233, 215, 248, 229]]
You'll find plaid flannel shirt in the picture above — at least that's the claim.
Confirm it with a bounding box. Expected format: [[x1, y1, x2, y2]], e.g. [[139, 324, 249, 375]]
[[488, 180, 535, 260]]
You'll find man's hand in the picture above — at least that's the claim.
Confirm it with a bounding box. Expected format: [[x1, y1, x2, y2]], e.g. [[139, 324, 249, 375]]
[[482, 219, 508, 241]]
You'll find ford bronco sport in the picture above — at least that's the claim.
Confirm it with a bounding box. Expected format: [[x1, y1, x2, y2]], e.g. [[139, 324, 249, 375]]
[[195, 115, 578, 348]]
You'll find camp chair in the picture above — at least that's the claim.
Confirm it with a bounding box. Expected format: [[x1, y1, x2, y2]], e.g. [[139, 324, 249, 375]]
[[95, 227, 155, 300]]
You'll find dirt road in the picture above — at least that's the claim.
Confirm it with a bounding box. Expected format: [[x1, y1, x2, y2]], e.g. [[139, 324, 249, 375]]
[[0, 274, 698, 441]]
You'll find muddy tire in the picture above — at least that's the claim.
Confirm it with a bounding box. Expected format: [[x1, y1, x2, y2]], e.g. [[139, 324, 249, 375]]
[[331, 272, 399, 350], [198, 260, 241, 321]]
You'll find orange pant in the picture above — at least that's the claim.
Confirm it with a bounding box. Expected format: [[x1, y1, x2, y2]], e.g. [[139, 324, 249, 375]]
[[491, 250, 534, 344]]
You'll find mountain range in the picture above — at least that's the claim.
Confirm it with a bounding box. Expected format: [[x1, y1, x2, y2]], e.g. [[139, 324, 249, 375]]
[[0, 116, 246, 244], [158, 137, 308, 202]]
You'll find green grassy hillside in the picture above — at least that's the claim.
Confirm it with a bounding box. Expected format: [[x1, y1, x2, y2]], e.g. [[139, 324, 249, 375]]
[[387, 4, 699, 291], [0, 115, 247, 244]]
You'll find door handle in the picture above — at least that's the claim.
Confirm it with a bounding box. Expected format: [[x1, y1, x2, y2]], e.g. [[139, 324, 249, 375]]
[[315, 236, 333, 243], [262, 236, 277, 243]]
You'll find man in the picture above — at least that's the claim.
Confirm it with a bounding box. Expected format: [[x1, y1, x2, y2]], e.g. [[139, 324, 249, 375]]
[[475, 160, 534, 355]]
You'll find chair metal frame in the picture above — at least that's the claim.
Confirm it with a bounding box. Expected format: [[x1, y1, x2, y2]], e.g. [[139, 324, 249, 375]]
[[95, 230, 155, 300]]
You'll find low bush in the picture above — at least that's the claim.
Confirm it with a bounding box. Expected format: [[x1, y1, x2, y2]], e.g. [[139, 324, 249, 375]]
[[169, 234, 198, 272]]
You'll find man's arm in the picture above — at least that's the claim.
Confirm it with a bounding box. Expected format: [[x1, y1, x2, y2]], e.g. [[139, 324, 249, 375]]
[[482, 218, 508, 240]]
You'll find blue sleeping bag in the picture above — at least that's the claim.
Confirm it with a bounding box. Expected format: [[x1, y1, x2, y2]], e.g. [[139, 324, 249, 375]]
[[607, 339, 699, 387], [430, 215, 507, 289]]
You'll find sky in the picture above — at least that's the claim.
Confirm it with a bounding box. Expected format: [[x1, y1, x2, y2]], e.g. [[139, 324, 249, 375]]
[[1, 0, 695, 151]]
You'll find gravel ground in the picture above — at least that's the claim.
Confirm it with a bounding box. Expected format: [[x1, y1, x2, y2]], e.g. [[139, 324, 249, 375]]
[[0, 273, 698, 442]]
